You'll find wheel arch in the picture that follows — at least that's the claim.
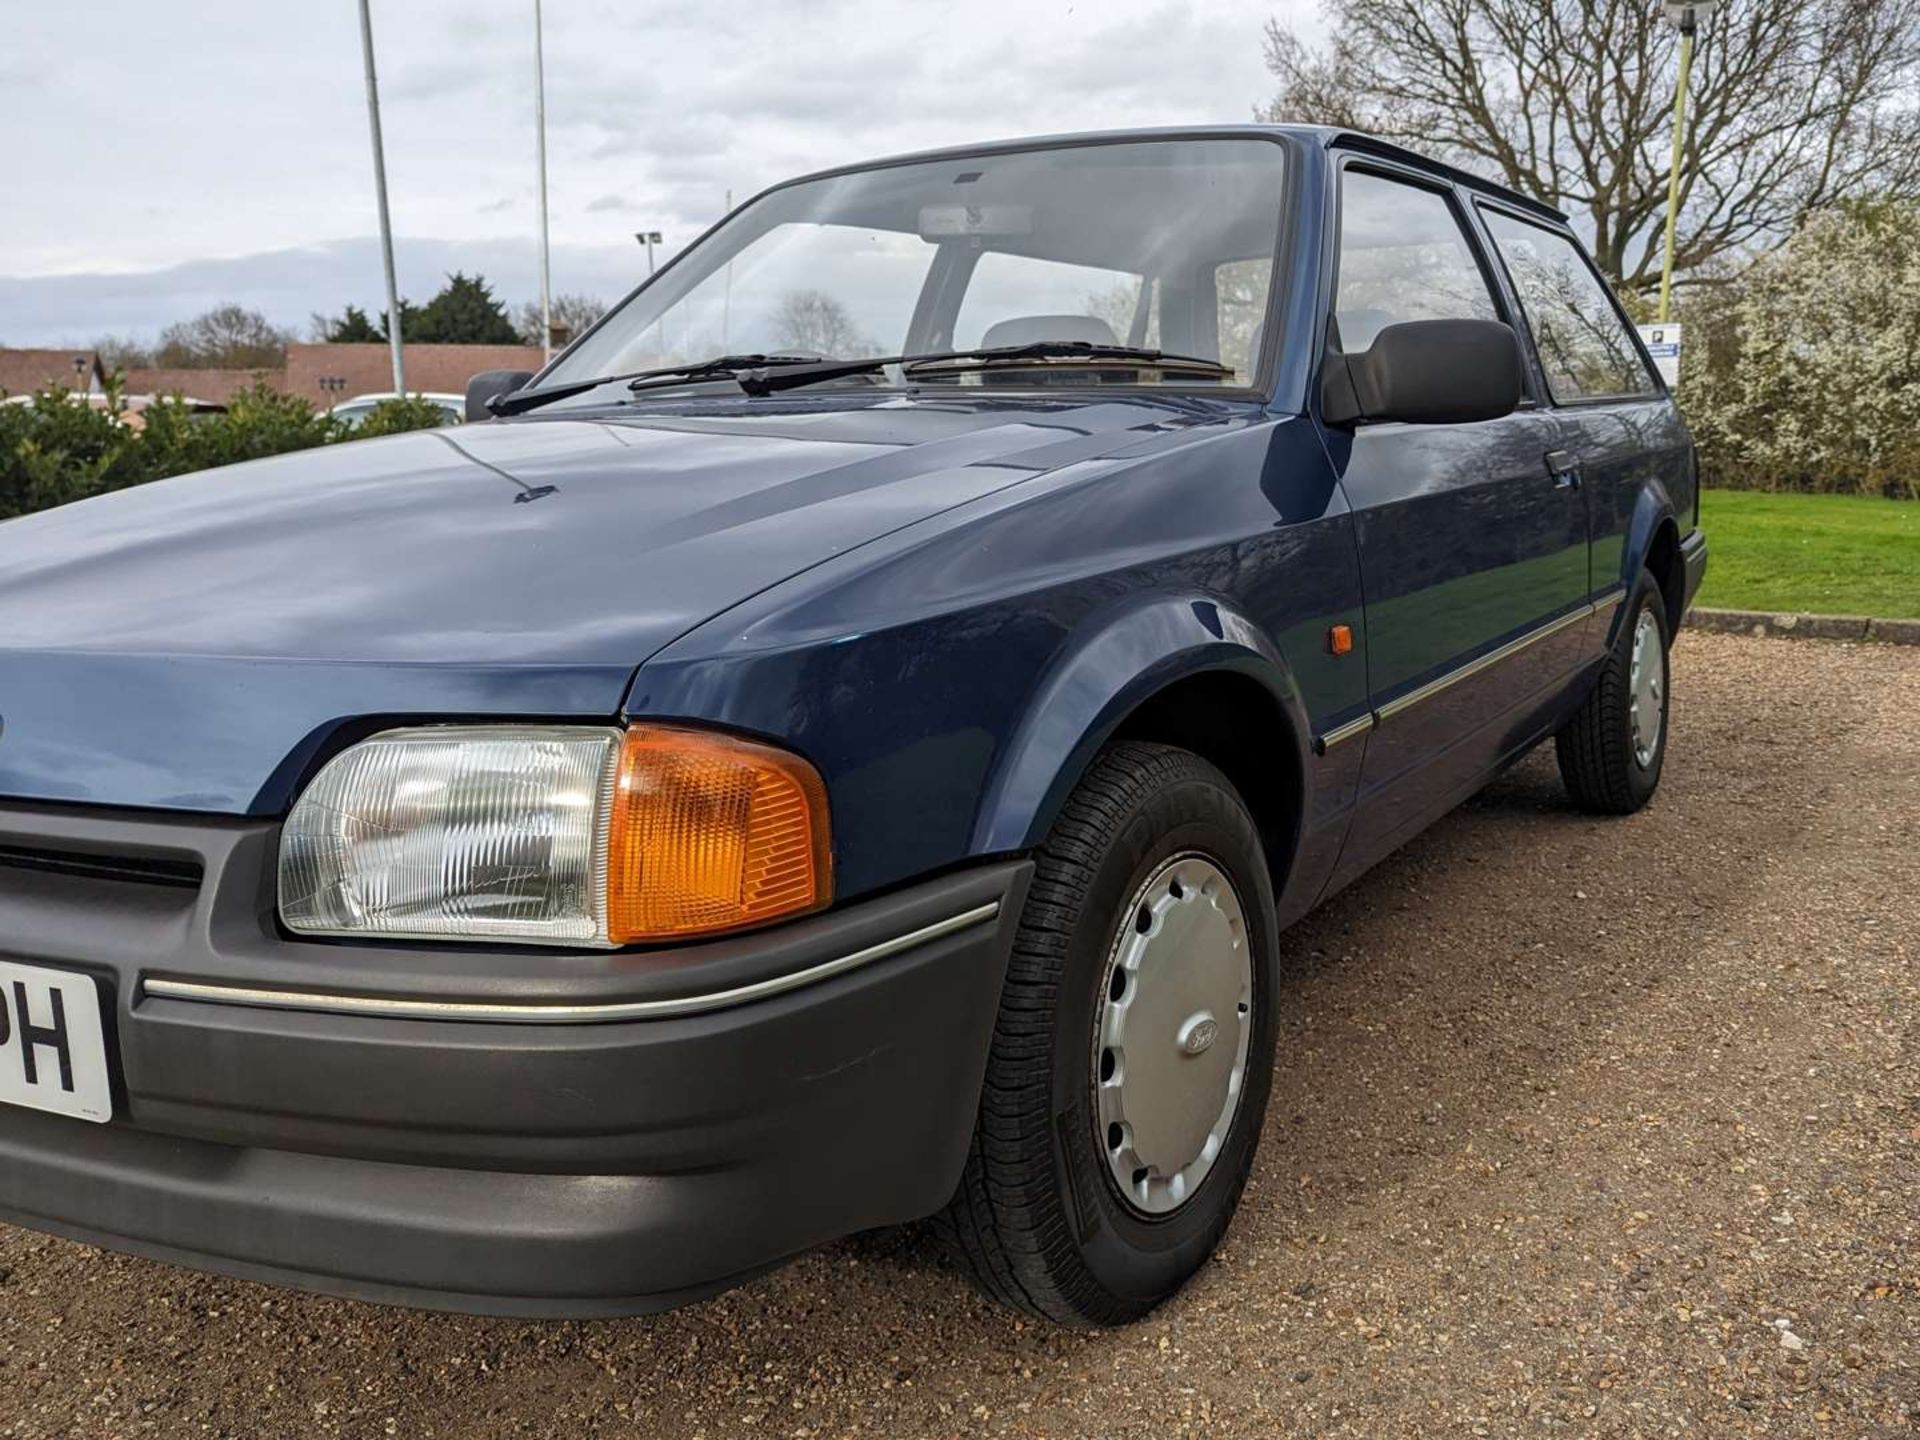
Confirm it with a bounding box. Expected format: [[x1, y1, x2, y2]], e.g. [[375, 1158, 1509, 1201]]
[[969, 595, 1310, 893], [1622, 484, 1684, 637]]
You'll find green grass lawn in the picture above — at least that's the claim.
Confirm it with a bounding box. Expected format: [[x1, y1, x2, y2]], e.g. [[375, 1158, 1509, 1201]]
[[1693, 490, 1920, 618]]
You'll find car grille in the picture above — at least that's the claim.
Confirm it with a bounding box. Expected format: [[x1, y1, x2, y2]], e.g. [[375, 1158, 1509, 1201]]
[[0, 842, 204, 890]]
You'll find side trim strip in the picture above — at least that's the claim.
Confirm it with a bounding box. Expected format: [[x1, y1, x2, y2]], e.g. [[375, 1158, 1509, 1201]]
[[1314, 601, 1602, 752], [141, 902, 1002, 1026], [1313, 712, 1376, 755], [1374, 604, 1594, 723]]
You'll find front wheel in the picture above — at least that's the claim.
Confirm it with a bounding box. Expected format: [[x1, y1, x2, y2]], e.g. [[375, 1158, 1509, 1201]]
[[1556, 571, 1672, 813], [937, 741, 1279, 1326]]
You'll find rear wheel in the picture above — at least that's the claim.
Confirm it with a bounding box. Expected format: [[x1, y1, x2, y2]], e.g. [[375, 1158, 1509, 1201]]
[[937, 741, 1279, 1325], [1556, 571, 1671, 813]]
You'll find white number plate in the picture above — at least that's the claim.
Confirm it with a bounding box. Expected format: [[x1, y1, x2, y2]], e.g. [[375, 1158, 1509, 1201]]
[[0, 962, 112, 1123]]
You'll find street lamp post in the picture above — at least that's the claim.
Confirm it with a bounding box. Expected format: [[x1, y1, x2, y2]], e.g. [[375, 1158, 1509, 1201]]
[[635, 230, 662, 274], [357, 0, 406, 395], [1657, 1, 1717, 324], [534, 0, 553, 362]]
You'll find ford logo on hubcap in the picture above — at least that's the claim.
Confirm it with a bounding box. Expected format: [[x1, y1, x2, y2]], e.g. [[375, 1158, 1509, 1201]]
[[1176, 1012, 1219, 1057]]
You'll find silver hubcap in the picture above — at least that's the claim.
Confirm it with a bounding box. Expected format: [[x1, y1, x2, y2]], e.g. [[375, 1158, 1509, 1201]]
[[1093, 854, 1253, 1216], [1628, 607, 1665, 769]]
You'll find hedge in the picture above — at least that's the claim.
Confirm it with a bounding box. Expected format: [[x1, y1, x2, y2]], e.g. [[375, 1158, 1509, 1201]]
[[0, 381, 450, 523]]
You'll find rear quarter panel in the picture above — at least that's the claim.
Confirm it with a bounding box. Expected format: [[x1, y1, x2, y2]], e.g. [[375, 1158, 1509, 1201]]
[[1574, 399, 1695, 598]]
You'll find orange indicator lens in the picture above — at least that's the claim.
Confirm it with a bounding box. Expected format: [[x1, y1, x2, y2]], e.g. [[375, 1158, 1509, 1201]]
[[605, 726, 832, 943]]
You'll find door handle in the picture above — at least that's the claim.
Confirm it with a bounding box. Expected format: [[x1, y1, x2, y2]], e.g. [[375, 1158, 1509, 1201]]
[[1544, 450, 1582, 489]]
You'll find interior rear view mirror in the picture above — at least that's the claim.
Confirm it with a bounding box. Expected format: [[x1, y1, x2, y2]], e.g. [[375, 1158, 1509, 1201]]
[[917, 203, 1035, 240]]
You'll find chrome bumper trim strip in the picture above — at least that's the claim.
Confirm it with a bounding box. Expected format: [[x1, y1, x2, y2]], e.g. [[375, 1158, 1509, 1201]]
[[142, 902, 1003, 1026]]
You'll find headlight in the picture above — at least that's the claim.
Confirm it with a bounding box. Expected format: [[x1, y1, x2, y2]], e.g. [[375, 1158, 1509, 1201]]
[[279, 724, 831, 947]]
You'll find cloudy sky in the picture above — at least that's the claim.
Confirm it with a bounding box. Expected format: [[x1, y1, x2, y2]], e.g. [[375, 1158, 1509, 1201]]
[[1, 1, 1319, 347]]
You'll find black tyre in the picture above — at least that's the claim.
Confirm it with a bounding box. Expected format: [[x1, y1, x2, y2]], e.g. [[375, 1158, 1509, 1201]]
[[1556, 570, 1672, 814], [937, 741, 1279, 1326]]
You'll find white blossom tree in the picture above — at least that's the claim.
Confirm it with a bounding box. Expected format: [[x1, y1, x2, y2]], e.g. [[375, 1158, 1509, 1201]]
[[1683, 203, 1920, 496]]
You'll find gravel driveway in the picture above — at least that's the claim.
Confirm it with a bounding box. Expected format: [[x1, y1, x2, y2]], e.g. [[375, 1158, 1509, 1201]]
[[0, 631, 1913, 1439]]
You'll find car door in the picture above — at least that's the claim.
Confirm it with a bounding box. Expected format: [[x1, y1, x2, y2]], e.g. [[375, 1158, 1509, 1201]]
[[1475, 205, 1694, 630], [1323, 165, 1591, 870]]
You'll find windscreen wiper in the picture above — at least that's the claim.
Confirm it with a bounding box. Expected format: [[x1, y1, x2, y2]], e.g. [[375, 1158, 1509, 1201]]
[[625, 354, 825, 393], [495, 343, 1234, 413], [735, 341, 1235, 396], [488, 354, 825, 416], [488, 370, 648, 417]]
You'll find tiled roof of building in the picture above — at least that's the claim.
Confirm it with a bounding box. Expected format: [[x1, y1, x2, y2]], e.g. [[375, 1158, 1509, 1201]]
[[0, 348, 106, 398], [121, 367, 272, 406], [283, 343, 546, 407]]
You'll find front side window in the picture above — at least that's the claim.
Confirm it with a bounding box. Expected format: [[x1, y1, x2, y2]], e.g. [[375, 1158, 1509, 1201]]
[[1481, 211, 1658, 402], [1335, 171, 1499, 351], [544, 138, 1288, 397]]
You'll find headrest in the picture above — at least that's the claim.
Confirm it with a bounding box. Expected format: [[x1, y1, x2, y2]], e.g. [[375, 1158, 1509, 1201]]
[[978, 314, 1120, 350]]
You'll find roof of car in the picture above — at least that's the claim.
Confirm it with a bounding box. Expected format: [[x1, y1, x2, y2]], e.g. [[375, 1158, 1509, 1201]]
[[778, 124, 1567, 226], [340, 392, 464, 405], [1304, 127, 1568, 223]]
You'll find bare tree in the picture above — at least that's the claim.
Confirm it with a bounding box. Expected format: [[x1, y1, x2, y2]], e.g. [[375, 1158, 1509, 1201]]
[[90, 334, 155, 372], [772, 289, 871, 356], [1262, 0, 1920, 289], [514, 293, 608, 347], [153, 304, 289, 369]]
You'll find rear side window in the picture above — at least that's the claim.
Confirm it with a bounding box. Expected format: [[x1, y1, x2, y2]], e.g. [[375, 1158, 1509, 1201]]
[[953, 252, 1146, 351], [1480, 211, 1658, 402], [1334, 170, 1498, 351]]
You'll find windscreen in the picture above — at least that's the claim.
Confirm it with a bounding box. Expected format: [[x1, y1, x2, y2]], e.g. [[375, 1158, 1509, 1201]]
[[546, 137, 1289, 392]]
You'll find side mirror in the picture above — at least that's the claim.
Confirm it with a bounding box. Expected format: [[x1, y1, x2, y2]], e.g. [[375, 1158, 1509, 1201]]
[[1322, 319, 1522, 427], [466, 369, 535, 421]]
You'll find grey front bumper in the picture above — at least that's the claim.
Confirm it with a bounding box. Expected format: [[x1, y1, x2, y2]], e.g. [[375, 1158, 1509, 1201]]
[[0, 800, 1028, 1316]]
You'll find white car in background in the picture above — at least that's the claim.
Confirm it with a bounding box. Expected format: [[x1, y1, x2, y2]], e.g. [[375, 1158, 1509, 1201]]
[[329, 392, 464, 429], [1, 391, 227, 432]]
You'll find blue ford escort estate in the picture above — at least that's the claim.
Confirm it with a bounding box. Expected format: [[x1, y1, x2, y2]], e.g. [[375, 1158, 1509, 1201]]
[[0, 127, 1705, 1325]]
